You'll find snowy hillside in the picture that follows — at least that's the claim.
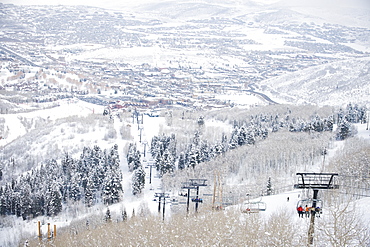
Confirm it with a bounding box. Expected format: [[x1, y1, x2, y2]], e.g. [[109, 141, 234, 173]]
[[259, 57, 370, 106]]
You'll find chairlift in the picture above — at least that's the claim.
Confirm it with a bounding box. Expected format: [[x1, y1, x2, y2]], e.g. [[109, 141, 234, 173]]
[[297, 198, 323, 214], [242, 193, 266, 213], [191, 198, 203, 203], [242, 201, 266, 213], [178, 190, 188, 197], [170, 198, 179, 206]]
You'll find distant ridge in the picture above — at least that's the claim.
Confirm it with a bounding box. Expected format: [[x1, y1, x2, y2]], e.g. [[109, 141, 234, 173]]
[[259, 57, 370, 106]]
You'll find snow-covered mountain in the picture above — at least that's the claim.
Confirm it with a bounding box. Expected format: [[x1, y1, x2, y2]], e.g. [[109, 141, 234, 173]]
[[259, 57, 370, 106]]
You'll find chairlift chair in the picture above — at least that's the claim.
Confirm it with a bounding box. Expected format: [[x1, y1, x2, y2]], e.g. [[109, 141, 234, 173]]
[[178, 190, 188, 197], [191, 198, 203, 203], [242, 201, 266, 213], [297, 198, 323, 214]]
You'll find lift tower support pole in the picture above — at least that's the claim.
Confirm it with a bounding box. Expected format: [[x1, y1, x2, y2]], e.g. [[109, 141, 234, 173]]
[[294, 173, 339, 246], [308, 189, 319, 245]]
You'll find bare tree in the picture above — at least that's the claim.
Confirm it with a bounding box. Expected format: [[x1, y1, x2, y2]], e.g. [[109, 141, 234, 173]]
[[316, 193, 370, 247]]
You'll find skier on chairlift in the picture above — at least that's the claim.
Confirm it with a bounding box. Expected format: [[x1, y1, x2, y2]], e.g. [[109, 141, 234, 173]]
[[297, 205, 304, 218]]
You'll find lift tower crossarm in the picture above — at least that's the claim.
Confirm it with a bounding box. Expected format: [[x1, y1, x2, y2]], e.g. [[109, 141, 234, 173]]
[[181, 179, 207, 214], [294, 173, 339, 189]]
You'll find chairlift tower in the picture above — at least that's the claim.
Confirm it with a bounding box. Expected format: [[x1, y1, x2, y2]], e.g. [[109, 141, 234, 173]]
[[154, 192, 170, 220], [294, 172, 339, 246], [181, 178, 207, 213]]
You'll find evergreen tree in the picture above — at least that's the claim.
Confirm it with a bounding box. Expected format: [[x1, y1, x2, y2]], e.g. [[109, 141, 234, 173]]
[[2, 185, 12, 215], [109, 144, 120, 170], [221, 132, 228, 153], [188, 148, 199, 169], [127, 143, 141, 172], [199, 142, 210, 162], [325, 117, 334, 131], [178, 152, 186, 170], [169, 134, 177, 158], [32, 193, 45, 217], [266, 177, 273, 196], [19, 183, 32, 220], [336, 119, 351, 140], [122, 208, 127, 221], [46, 185, 62, 216], [192, 131, 201, 146], [313, 116, 324, 132], [132, 165, 145, 195], [246, 129, 256, 145], [0, 194, 6, 216], [238, 126, 247, 146], [61, 152, 74, 177], [229, 128, 239, 149], [69, 173, 81, 201], [105, 207, 111, 223], [110, 170, 123, 204], [197, 116, 205, 128], [163, 149, 175, 175], [84, 177, 95, 207]]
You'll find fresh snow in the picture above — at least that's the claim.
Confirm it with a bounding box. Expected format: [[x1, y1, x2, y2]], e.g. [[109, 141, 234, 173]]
[[0, 98, 369, 246]]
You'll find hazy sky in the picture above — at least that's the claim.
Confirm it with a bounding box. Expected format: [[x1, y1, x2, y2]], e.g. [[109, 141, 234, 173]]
[[0, 0, 285, 9], [2, 0, 369, 27], [2, 0, 369, 10]]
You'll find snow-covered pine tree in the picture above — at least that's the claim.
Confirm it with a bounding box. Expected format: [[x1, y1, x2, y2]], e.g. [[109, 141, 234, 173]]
[[178, 152, 186, 170], [102, 167, 123, 205], [19, 183, 32, 220], [0, 192, 6, 216], [197, 115, 205, 128], [159, 149, 175, 176], [266, 177, 273, 196], [169, 133, 177, 158], [133, 150, 142, 171], [69, 173, 81, 201], [126, 143, 136, 172], [122, 208, 127, 221], [84, 176, 95, 207], [132, 165, 145, 195], [313, 115, 324, 132], [336, 118, 351, 140], [229, 128, 239, 149], [46, 184, 62, 216], [105, 207, 111, 223], [192, 131, 201, 147], [246, 128, 256, 145], [199, 141, 210, 163], [238, 126, 247, 146], [188, 148, 199, 169], [32, 192, 45, 217], [110, 169, 123, 203], [2, 184, 12, 215], [324, 116, 334, 131], [109, 144, 120, 170]]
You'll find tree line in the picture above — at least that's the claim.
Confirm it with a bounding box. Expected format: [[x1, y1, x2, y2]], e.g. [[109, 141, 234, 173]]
[[147, 104, 366, 181], [0, 145, 123, 220]]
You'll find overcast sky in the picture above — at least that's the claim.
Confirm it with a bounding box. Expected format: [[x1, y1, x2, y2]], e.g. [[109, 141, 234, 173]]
[[2, 0, 369, 9], [2, 0, 369, 27]]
